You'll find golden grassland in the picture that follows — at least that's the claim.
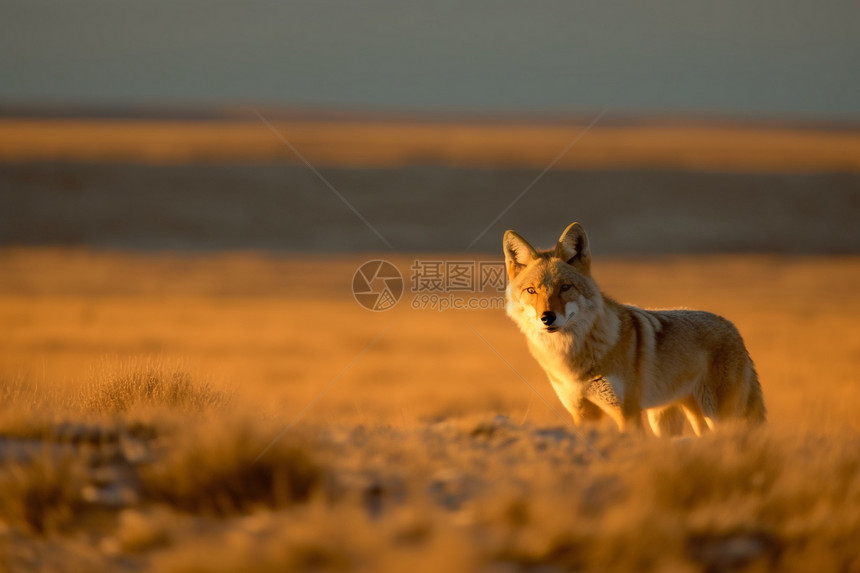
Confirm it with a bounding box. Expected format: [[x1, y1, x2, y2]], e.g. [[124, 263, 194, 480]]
[[3, 118, 860, 172], [1, 249, 859, 572]]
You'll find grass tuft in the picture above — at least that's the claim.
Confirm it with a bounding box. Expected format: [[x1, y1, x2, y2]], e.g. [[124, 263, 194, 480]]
[[141, 421, 323, 515], [80, 359, 229, 414], [0, 453, 90, 535]]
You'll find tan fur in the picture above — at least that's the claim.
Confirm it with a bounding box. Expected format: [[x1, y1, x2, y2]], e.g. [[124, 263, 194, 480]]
[[504, 222, 766, 435]]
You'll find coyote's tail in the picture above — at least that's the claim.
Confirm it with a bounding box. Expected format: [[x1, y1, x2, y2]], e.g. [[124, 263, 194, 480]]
[[743, 359, 767, 425]]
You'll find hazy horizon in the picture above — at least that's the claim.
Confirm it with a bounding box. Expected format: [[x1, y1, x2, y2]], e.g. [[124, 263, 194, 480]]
[[2, 1, 859, 121]]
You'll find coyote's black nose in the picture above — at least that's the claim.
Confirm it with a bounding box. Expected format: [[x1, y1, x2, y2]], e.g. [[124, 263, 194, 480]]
[[540, 311, 556, 325]]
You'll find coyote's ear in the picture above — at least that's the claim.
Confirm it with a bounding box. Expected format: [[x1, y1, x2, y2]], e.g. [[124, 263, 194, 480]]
[[503, 230, 538, 280], [555, 222, 591, 272]]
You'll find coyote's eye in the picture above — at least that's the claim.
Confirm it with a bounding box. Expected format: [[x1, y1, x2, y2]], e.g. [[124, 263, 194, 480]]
[[525, 287, 536, 295], [560, 284, 572, 292]]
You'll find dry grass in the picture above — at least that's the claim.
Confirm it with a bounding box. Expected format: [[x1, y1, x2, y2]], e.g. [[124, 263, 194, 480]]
[[0, 452, 91, 535], [79, 358, 229, 414], [140, 420, 323, 516], [141, 424, 860, 573], [1, 249, 859, 571]]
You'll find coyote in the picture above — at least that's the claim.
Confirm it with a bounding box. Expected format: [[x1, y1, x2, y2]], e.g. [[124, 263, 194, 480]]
[[504, 222, 765, 435]]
